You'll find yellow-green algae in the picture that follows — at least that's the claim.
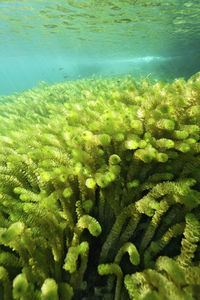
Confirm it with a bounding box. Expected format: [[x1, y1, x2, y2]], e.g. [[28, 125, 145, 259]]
[[0, 74, 200, 299]]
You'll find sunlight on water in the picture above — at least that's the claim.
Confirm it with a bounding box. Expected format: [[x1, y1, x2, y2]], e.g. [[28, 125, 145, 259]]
[[111, 56, 174, 63], [0, 0, 200, 94]]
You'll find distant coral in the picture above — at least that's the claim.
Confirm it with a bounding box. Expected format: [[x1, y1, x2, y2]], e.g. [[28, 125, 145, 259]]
[[0, 73, 200, 299]]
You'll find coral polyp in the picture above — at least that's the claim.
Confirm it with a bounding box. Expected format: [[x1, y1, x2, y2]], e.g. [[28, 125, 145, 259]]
[[0, 74, 200, 299]]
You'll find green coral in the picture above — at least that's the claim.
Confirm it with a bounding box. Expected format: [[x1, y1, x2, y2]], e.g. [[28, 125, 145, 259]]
[[0, 73, 200, 299]]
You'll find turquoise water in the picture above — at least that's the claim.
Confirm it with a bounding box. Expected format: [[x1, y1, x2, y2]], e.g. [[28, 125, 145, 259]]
[[0, 0, 200, 95]]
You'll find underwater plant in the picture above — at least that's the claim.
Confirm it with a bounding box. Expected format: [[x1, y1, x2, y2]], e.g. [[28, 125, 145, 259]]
[[0, 73, 200, 299]]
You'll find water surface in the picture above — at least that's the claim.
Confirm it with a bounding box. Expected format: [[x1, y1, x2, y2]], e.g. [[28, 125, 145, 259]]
[[0, 0, 200, 94]]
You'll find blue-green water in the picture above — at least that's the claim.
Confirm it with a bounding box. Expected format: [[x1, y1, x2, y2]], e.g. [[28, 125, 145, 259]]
[[0, 0, 200, 95]]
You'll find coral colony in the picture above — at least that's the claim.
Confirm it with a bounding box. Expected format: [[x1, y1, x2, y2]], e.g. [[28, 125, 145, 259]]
[[0, 73, 200, 300]]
